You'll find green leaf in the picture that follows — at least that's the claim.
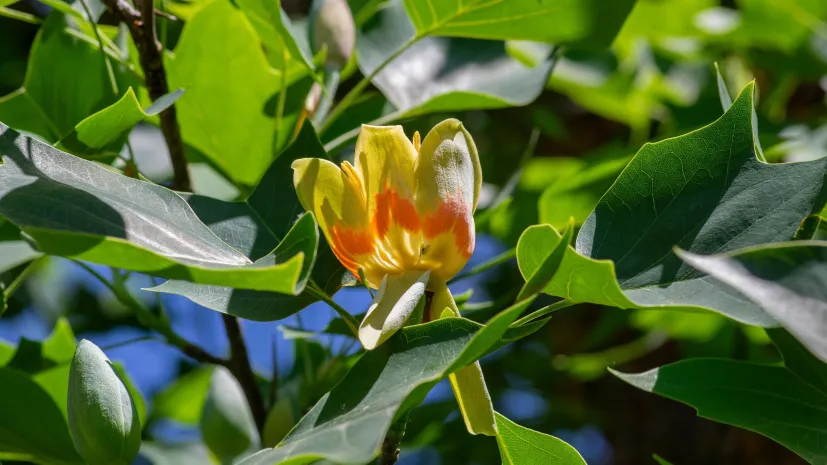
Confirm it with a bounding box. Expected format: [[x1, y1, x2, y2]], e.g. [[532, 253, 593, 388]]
[[0, 241, 40, 273], [74, 87, 183, 149], [139, 442, 215, 465], [150, 366, 214, 425], [0, 14, 139, 150], [0, 124, 308, 292], [516, 221, 573, 302], [518, 83, 827, 327], [769, 328, 827, 395], [147, 124, 347, 321], [677, 242, 827, 363], [167, 0, 312, 187], [200, 366, 260, 462], [495, 412, 586, 465], [403, 0, 636, 49], [68, 340, 141, 465], [0, 367, 83, 464], [612, 358, 827, 464], [43, 317, 77, 364], [357, 0, 554, 117], [236, 0, 315, 73], [239, 298, 534, 465]]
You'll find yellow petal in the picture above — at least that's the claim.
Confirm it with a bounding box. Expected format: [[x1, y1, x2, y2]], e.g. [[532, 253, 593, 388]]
[[415, 119, 479, 282], [359, 269, 430, 350], [354, 125, 422, 270], [292, 158, 373, 276], [432, 282, 497, 436]]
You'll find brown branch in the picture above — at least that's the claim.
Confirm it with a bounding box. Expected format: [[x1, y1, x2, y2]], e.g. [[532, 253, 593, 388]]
[[380, 410, 411, 465], [222, 314, 267, 433], [101, 0, 190, 191]]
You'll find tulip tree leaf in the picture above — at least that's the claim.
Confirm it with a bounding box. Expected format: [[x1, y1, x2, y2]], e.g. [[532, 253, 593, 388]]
[[239, 298, 534, 465], [495, 412, 586, 465], [151, 366, 214, 425], [167, 0, 312, 188], [0, 124, 307, 293], [146, 124, 347, 321], [357, 0, 554, 118], [403, 0, 636, 49], [612, 357, 827, 464], [74, 87, 183, 149], [0, 367, 83, 464], [769, 328, 827, 395], [518, 83, 827, 327], [235, 0, 315, 73], [0, 14, 139, 151], [678, 242, 827, 363], [200, 366, 259, 462]]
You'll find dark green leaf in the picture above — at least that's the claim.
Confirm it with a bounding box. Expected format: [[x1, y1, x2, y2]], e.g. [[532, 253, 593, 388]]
[[0, 367, 83, 464], [0, 124, 307, 292], [769, 328, 827, 395], [495, 412, 586, 465], [612, 359, 827, 464], [518, 83, 827, 327]]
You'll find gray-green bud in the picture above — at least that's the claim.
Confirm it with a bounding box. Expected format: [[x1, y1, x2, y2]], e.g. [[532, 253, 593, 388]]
[[68, 340, 141, 465], [310, 0, 355, 70]]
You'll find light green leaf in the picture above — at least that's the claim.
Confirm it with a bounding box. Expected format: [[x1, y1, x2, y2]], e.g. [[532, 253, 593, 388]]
[[517, 221, 573, 302], [139, 442, 215, 465], [201, 366, 259, 463], [43, 317, 76, 364], [518, 83, 827, 327], [358, 0, 553, 118], [495, 412, 586, 465], [0, 124, 306, 293], [612, 358, 827, 464], [0, 367, 83, 464], [0, 14, 139, 151], [146, 124, 347, 321], [678, 242, 827, 363], [238, 298, 534, 465], [151, 366, 214, 425], [403, 0, 636, 49], [74, 87, 183, 149], [68, 340, 141, 465], [167, 0, 312, 187]]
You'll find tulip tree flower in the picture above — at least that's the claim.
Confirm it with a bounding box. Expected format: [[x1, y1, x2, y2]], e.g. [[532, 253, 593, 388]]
[[292, 119, 496, 435]]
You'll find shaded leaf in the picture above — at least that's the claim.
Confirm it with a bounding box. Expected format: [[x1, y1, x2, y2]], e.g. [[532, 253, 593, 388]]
[[201, 366, 259, 462], [0, 124, 306, 292], [678, 242, 827, 362], [150, 366, 214, 425], [612, 359, 827, 464], [0, 240, 40, 273], [0, 367, 83, 464]]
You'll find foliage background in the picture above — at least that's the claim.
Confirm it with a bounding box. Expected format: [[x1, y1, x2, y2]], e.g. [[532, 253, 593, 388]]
[[1, 0, 826, 464]]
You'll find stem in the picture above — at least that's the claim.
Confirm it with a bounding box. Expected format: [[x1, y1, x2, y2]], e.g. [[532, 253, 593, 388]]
[[380, 410, 411, 465], [79, 0, 119, 97], [1, 257, 45, 314], [305, 285, 360, 338], [73, 261, 227, 366], [449, 248, 516, 283], [101, 0, 190, 191], [222, 314, 267, 433], [319, 34, 420, 136], [273, 49, 289, 156], [269, 335, 279, 406], [512, 299, 578, 327]]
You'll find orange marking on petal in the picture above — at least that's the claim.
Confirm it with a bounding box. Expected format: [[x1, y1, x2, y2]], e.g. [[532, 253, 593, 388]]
[[390, 190, 421, 232], [329, 225, 374, 275], [373, 189, 391, 239], [453, 214, 474, 258], [423, 199, 458, 239]]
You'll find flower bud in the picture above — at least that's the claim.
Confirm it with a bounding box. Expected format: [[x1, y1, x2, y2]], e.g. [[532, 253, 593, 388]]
[[310, 0, 355, 70], [68, 340, 141, 465]]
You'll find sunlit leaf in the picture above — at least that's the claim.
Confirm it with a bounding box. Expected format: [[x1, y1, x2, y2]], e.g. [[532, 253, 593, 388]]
[[495, 412, 586, 465]]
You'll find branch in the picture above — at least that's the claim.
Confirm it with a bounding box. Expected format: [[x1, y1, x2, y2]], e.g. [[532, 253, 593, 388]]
[[222, 314, 267, 433], [380, 410, 411, 465], [102, 0, 190, 191]]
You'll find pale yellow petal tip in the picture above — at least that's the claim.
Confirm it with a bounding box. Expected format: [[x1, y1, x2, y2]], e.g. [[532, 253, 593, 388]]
[[290, 158, 312, 171]]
